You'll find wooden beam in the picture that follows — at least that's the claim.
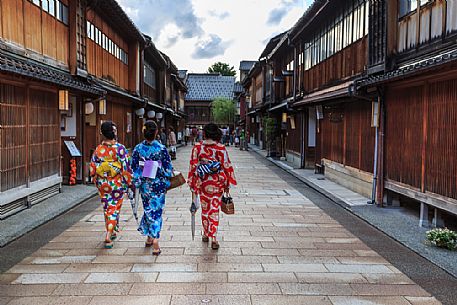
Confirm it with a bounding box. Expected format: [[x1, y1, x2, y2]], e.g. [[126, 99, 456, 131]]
[[421, 82, 429, 192], [69, 0, 77, 75]]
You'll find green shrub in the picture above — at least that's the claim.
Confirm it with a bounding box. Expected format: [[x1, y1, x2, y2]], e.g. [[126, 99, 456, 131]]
[[426, 228, 457, 251]]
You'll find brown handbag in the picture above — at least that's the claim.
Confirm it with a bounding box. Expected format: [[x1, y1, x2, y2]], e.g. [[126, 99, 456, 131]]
[[221, 192, 235, 214], [168, 171, 186, 190]]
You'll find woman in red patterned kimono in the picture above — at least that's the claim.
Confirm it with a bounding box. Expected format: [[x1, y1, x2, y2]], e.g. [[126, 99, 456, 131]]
[[188, 123, 237, 249]]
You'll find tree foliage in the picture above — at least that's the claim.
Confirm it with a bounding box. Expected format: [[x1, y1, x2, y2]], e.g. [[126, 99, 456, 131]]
[[211, 98, 236, 125], [208, 62, 236, 77]]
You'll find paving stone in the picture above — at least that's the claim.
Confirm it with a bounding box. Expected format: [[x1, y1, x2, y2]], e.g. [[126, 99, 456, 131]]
[[30, 256, 96, 264], [0, 284, 58, 296], [206, 283, 281, 295], [277, 256, 339, 264], [52, 283, 132, 296], [217, 256, 279, 264], [405, 296, 443, 305], [198, 263, 263, 272], [63, 263, 133, 273], [129, 283, 206, 295], [329, 296, 412, 305], [336, 257, 390, 265], [6, 296, 92, 305], [262, 263, 327, 273], [324, 264, 393, 274], [251, 295, 331, 305], [156, 272, 227, 283], [185, 247, 242, 256], [362, 273, 415, 285], [228, 272, 297, 283], [84, 272, 158, 283], [91, 256, 156, 264], [279, 283, 354, 295], [89, 295, 171, 305], [0, 274, 19, 284], [13, 273, 88, 284], [350, 284, 430, 296], [6, 264, 69, 274], [296, 272, 367, 284], [171, 295, 251, 305], [131, 263, 197, 272]]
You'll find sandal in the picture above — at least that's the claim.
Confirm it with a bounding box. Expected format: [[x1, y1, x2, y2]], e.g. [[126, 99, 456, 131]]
[[104, 240, 113, 249], [110, 233, 118, 241], [145, 237, 154, 247], [152, 248, 162, 256], [202, 236, 209, 242], [211, 241, 219, 250]]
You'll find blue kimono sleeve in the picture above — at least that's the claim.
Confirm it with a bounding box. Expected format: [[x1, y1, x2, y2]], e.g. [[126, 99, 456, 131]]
[[161, 146, 173, 179], [130, 145, 142, 188]]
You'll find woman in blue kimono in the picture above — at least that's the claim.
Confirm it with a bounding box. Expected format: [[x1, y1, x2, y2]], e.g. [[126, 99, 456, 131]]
[[131, 120, 173, 255]]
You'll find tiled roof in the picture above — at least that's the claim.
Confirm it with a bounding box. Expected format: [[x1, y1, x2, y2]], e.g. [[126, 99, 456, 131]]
[[0, 50, 104, 95], [233, 81, 243, 94], [239, 61, 257, 71], [358, 47, 457, 88], [185, 73, 235, 101]]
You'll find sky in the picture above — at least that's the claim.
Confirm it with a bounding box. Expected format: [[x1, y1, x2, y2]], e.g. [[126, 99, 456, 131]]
[[118, 0, 310, 78]]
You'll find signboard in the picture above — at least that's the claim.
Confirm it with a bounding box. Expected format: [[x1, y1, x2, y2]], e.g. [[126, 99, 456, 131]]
[[64, 141, 82, 157]]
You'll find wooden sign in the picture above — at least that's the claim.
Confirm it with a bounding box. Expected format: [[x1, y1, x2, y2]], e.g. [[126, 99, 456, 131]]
[[64, 141, 82, 157]]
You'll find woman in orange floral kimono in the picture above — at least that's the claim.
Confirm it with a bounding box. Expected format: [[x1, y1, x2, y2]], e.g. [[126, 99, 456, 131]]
[[90, 121, 132, 248], [188, 123, 237, 249]]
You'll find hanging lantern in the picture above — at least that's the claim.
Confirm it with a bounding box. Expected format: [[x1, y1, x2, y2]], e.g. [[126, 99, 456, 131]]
[[85, 102, 94, 115], [59, 90, 69, 111], [135, 108, 145, 118], [147, 110, 156, 118], [155, 112, 163, 120], [99, 99, 107, 115]]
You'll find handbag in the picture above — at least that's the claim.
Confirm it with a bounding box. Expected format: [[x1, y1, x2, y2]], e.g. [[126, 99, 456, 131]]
[[221, 192, 235, 215], [168, 170, 186, 190]]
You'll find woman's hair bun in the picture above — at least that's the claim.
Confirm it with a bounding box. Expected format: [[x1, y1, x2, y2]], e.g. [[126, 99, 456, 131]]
[[101, 121, 116, 140], [143, 120, 158, 141]]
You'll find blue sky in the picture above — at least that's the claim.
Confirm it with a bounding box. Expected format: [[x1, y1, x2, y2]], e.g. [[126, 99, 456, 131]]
[[118, 0, 310, 77]]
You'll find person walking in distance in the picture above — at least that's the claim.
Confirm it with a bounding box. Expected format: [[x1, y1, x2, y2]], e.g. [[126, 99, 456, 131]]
[[187, 123, 237, 249], [185, 126, 190, 145], [168, 127, 177, 160], [160, 128, 167, 146], [90, 121, 133, 249], [130, 121, 173, 255]]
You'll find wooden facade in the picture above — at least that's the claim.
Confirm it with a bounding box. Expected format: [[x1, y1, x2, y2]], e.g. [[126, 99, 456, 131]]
[[0, 0, 185, 218]]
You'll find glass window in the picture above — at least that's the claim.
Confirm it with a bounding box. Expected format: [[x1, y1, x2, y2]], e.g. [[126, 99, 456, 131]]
[[61, 3, 68, 24], [42, 0, 49, 12], [32, 0, 40, 6], [49, 0, 55, 16], [102, 34, 106, 49], [87, 21, 91, 37]]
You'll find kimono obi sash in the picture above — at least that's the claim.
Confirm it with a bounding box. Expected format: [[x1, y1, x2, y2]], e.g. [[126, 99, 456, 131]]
[[197, 161, 221, 178], [96, 160, 122, 178]]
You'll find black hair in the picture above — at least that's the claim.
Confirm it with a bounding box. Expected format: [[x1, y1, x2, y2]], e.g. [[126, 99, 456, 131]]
[[101, 121, 116, 140], [143, 120, 158, 141], [203, 123, 222, 142]]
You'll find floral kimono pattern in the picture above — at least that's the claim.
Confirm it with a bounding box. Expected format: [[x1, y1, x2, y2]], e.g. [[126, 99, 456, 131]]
[[131, 140, 173, 239], [188, 141, 237, 237], [90, 143, 132, 234]]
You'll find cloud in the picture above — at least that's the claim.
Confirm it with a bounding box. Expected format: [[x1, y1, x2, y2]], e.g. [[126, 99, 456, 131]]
[[164, 34, 179, 48], [192, 34, 229, 59], [118, 0, 203, 40], [267, 7, 288, 25], [208, 10, 230, 20]]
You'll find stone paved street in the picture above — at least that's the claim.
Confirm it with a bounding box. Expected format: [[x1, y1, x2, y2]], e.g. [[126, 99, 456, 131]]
[[0, 147, 443, 305]]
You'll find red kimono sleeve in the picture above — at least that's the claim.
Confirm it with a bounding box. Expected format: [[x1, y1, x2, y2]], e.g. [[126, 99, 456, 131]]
[[187, 144, 201, 193], [221, 146, 237, 188]]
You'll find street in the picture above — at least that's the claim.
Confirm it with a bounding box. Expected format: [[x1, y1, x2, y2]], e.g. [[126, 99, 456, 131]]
[[0, 146, 445, 305]]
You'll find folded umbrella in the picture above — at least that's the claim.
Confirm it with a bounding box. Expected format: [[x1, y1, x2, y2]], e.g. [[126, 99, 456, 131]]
[[129, 188, 140, 224], [189, 195, 200, 241]]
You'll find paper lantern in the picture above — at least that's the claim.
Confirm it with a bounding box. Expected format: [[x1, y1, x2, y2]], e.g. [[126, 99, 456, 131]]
[[99, 99, 107, 115], [85, 102, 94, 115], [147, 110, 156, 118], [135, 108, 145, 118], [155, 112, 163, 120], [59, 90, 69, 111]]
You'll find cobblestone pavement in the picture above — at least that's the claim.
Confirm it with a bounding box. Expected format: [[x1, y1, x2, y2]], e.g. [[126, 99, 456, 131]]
[[0, 146, 442, 305]]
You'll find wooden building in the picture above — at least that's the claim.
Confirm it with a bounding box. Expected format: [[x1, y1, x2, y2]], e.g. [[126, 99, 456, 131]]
[[359, 0, 457, 225], [184, 73, 235, 127], [0, 0, 185, 219]]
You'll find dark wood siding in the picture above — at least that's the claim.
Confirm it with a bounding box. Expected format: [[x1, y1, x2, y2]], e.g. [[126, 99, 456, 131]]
[[286, 114, 302, 154], [426, 79, 457, 199], [0, 82, 60, 191], [319, 100, 374, 173], [385, 86, 423, 189]]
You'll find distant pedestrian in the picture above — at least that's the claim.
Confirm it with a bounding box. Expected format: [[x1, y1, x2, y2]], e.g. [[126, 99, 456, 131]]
[[185, 126, 190, 145], [130, 120, 173, 256], [160, 128, 167, 146], [191, 127, 198, 145], [90, 121, 133, 249], [197, 127, 203, 142], [168, 127, 177, 160], [188, 123, 237, 250]]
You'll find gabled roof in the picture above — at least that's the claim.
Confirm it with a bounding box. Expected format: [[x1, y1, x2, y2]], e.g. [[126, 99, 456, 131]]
[[289, 0, 330, 42], [239, 61, 257, 71], [259, 32, 288, 60], [159, 51, 178, 73], [143, 35, 167, 68], [185, 73, 235, 101], [89, 0, 146, 45]]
